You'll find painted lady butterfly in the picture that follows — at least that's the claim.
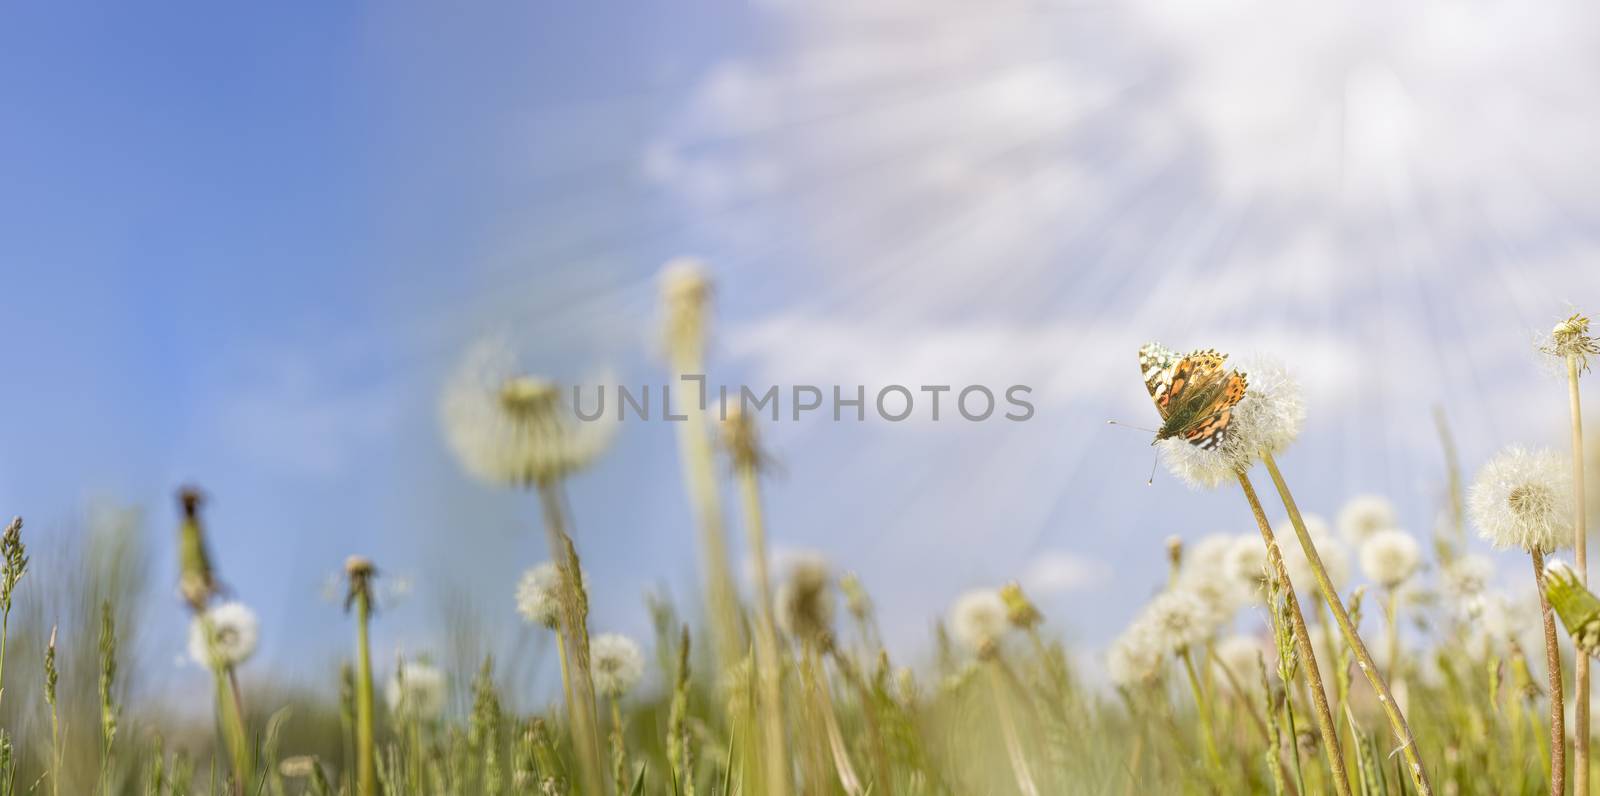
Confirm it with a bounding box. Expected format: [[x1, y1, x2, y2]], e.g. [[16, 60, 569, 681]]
[[1138, 342, 1248, 451]]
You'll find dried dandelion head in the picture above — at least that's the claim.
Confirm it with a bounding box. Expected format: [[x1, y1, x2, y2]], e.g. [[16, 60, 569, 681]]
[[515, 563, 562, 629], [591, 633, 646, 698], [1359, 529, 1422, 589], [776, 553, 835, 646], [1107, 630, 1163, 687], [176, 487, 219, 611], [948, 589, 1010, 655], [187, 601, 260, 669], [386, 660, 447, 721], [719, 406, 770, 473], [441, 338, 614, 488], [1337, 494, 1399, 545], [1542, 312, 1599, 372], [1470, 446, 1574, 554], [344, 555, 377, 612], [660, 258, 713, 368]]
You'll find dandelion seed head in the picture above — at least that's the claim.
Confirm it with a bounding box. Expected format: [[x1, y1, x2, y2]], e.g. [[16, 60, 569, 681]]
[[1337, 494, 1400, 545], [1359, 529, 1422, 588], [1214, 634, 1268, 683], [1228, 358, 1305, 456], [1225, 535, 1270, 592], [591, 633, 646, 698], [187, 601, 260, 669], [1470, 446, 1574, 554], [660, 258, 713, 362], [1106, 630, 1162, 687], [1135, 589, 1213, 655], [1442, 554, 1496, 606], [948, 588, 1010, 654], [776, 552, 835, 645], [386, 660, 447, 721], [1157, 439, 1249, 490], [1274, 517, 1350, 593], [515, 563, 563, 629], [440, 337, 614, 487]]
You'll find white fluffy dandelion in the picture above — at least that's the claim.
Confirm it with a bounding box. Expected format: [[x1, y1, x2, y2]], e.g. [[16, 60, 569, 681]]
[[1214, 634, 1269, 683], [386, 661, 447, 721], [187, 601, 260, 669], [591, 633, 646, 698], [1157, 356, 1304, 489], [1337, 495, 1400, 545], [1280, 524, 1351, 594], [1225, 534, 1270, 593], [1359, 530, 1422, 589], [948, 588, 1010, 654], [1441, 554, 1496, 606], [440, 338, 615, 487], [515, 562, 568, 629], [1106, 630, 1163, 687], [1470, 446, 1575, 554], [1135, 589, 1213, 655]]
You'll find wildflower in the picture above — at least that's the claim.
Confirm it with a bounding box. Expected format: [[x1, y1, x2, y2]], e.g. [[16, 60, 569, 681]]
[[386, 660, 447, 721], [440, 338, 614, 488], [590, 633, 646, 698], [1470, 446, 1574, 553], [1359, 530, 1422, 589], [1542, 313, 1599, 372], [1338, 494, 1400, 545], [1157, 357, 1303, 488], [515, 563, 562, 629], [187, 602, 260, 669], [1136, 589, 1212, 655], [1000, 582, 1043, 630], [776, 553, 835, 645], [1107, 630, 1162, 687], [948, 589, 1010, 654]]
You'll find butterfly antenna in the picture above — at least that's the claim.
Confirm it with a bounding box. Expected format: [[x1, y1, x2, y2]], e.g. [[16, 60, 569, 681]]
[[1148, 452, 1159, 486], [1106, 419, 1158, 434]]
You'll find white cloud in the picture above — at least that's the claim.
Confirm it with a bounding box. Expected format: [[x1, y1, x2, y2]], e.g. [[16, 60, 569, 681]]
[[1021, 551, 1113, 595]]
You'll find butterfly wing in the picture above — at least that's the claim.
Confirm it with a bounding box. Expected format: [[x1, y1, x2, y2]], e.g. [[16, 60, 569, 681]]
[[1181, 370, 1248, 450], [1138, 342, 1182, 417]]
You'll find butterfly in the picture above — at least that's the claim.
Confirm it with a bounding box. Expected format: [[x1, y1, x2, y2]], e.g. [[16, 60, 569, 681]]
[[1138, 342, 1248, 450]]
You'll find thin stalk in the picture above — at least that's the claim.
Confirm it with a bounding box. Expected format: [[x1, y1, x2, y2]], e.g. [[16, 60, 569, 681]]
[[1259, 452, 1432, 795], [1282, 686, 1307, 796], [988, 660, 1042, 796], [1237, 468, 1353, 796], [1533, 549, 1567, 795], [534, 479, 605, 796], [610, 698, 627, 796], [1214, 655, 1270, 742], [353, 590, 376, 796], [670, 373, 744, 674], [807, 646, 863, 795], [1384, 589, 1402, 692], [211, 662, 251, 795], [1568, 353, 1590, 795], [1180, 648, 1226, 789], [733, 459, 790, 796]]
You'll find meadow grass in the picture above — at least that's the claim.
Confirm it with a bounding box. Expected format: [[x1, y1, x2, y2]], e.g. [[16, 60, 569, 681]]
[[0, 304, 1594, 794]]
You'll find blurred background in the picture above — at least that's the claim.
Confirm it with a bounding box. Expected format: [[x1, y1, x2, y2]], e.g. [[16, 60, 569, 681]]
[[2, 0, 1599, 704]]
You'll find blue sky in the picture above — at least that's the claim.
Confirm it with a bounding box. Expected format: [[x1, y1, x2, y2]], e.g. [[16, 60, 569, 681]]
[[4, 1, 1600, 699]]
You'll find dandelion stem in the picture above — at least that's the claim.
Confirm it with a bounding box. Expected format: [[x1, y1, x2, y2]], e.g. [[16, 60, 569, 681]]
[[987, 658, 1042, 796], [1384, 588, 1403, 690], [352, 583, 377, 796], [806, 645, 863, 795], [534, 478, 605, 796], [1236, 468, 1353, 796], [1533, 548, 1567, 795], [1180, 648, 1226, 789], [1258, 452, 1432, 795], [1568, 352, 1590, 795], [733, 447, 791, 796]]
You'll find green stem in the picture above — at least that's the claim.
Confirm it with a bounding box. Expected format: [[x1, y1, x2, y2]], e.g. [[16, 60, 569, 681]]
[[1259, 452, 1432, 795], [734, 461, 791, 796], [354, 590, 376, 796], [535, 479, 604, 796], [1181, 648, 1226, 789]]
